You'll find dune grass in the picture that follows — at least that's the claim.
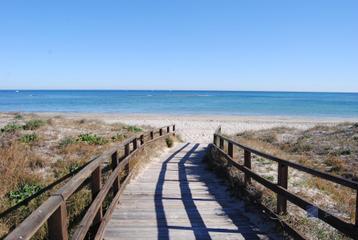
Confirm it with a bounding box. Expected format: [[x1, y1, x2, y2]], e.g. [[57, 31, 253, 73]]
[[0, 113, 149, 239]]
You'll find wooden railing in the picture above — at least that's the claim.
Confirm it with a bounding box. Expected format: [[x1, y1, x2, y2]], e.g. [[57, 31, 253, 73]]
[[212, 131, 358, 239], [5, 125, 176, 240]]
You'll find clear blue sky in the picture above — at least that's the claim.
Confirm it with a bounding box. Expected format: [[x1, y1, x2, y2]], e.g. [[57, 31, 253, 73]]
[[0, 0, 357, 92]]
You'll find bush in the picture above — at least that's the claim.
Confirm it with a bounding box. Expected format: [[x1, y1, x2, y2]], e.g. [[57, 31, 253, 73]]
[[8, 183, 42, 204], [126, 126, 142, 133], [1, 122, 22, 133], [340, 149, 351, 155], [23, 119, 45, 130], [20, 133, 38, 143], [59, 137, 76, 148], [77, 134, 108, 145], [14, 114, 23, 120], [68, 163, 81, 173], [165, 137, 174, 148]]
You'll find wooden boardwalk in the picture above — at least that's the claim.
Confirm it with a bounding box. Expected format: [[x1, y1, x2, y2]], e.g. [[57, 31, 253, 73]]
[[104, 143, 280, 240]]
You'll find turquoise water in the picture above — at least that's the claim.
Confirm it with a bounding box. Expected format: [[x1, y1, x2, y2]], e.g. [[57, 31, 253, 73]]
[[0, 90, 357, 118]]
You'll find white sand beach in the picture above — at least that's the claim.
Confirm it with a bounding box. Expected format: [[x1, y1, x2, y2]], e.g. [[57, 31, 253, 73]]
[[28, 113, 357, 143]]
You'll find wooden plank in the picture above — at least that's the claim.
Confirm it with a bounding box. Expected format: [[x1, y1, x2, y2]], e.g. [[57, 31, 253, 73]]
[[4, 125, 176, 240], [104, 143, 280, 240], [219, 137, 224, 150], [4, 196, 63, 240], [48, 202, 68, 240], [244, 150, 251, 185], [228, 142, 233, 158], [215, 134, 358, 189], [356, 190, 358, 226], [277, 163, 288, 214], [91, 166, 103, 227], [111, 151, 120, 194], [214, 145, 358, 239], [72, 161, 124, 240]]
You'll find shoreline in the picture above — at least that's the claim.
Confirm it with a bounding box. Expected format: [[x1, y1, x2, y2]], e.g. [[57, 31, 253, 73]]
[[4, 111, 358, 122], [2, 112, 356, 143]]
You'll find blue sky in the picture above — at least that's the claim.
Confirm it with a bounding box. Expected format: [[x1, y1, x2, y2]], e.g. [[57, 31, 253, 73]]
[[0, 0, 357, 92]]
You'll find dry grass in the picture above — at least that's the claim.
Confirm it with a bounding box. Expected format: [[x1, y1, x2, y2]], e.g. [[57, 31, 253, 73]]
[[208, 123, 358, 239], [0, 112, 157, 239]]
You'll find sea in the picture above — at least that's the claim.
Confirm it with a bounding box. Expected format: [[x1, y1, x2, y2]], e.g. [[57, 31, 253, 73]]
[[0, 90, 357, 118]]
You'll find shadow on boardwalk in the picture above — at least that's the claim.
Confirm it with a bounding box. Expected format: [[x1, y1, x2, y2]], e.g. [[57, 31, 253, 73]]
[[154, 143, 276, 240]]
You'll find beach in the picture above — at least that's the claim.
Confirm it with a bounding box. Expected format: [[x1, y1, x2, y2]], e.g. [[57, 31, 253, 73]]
[[20, 112, 356, 143]]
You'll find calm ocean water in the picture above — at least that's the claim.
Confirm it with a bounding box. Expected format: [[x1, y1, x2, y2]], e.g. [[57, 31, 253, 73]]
[[0, 90, 357, 118]]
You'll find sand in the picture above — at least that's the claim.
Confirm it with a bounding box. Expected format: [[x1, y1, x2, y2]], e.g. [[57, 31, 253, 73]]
[[26, 113, 357, 143]]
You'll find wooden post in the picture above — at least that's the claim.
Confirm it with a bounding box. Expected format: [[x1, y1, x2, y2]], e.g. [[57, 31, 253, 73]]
[[91, 166, 102, 226], [48, 202, 68, 240], [132, 139, 137, 151], [150, 131, 154, 140], [277, 163, 288, 214], [355, 190, 358, 226], [244, 150, 252, 186], [219, 137, 224, 150], [159, 128, 163, 136], [167, 126, 170, 133], [125, 143, 130, 156], [228, 142, 233, 158], [111, 151, 120, 194], [140, 135, 144, 145]]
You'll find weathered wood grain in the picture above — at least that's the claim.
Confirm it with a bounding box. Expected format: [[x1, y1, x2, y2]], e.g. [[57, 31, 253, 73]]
[[104, 143, 279, 240]]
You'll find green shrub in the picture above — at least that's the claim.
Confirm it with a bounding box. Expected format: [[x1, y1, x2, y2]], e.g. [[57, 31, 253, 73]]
[[1, 122, 22, 133], [68, 163, 81, 173], [77, 134, 108, 145], [8, 183, 42, 204], [20, 133, 38, 143], [23, 119, 45, 130], [340, 149, 351, 155], [14, 113, 23, 120], [59, 137, 76, 148], [126, 126, 142, 133], [165, 137, 174, 148]]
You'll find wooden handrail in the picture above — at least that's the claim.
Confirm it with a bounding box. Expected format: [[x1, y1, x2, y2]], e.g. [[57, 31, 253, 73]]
[[212, 132, 358, 239], [214, 133, 358, 189], [5, 125, 176, 240]]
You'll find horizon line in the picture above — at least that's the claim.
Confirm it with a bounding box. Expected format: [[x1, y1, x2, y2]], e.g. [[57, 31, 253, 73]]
[[0, 88, 357, 94]]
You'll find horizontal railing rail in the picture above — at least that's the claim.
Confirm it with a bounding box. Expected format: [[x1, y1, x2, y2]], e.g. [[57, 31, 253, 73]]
[[5, 125, 176, 240], [213, 132, 358, 239]]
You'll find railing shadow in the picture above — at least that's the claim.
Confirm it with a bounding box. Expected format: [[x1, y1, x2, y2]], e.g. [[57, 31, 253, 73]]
[[154, 143, 268, 240]]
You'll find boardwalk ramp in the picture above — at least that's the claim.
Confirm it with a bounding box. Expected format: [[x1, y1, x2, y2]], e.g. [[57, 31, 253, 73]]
[[104, 143, 281, 240]]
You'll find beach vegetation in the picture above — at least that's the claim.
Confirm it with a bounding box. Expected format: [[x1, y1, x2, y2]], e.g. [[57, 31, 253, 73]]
[[0, 113, 178, 239], [77, 133, 108, 145], [14, 114, 23, 120], [20, 133, 38, 144], [227, 122, 358, 239], [8, 183, 42, 204], [59, 137, 76, 148], [23, 119, 45, 130], [165, 136, 174, 147], [1, 122, 22, 133], [126, 125, 142, 133]]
